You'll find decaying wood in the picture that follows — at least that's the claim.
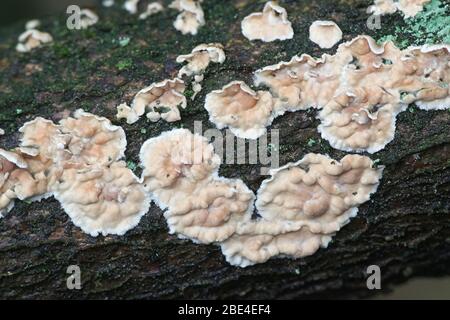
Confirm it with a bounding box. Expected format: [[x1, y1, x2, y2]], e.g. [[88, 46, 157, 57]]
[[0, 0, 449, 299]]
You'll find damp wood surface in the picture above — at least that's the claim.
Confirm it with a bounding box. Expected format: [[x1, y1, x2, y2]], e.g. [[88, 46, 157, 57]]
[[0, 0, 449, 299]]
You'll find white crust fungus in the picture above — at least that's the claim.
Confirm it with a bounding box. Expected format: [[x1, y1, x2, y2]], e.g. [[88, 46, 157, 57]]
[[177, 43, 226, 78], [102, 0, 115, 8], [221, 229, 332, 268], [53, 161, 149, 237], [19, 110, 126, 167], [221, 153, 383, 267], [0, 110, 149, 236], [124, 0, 140, 14], [139, 129, 256, 244], [78, 9, 99, 29], [0, 149, 53, 218], [117, 78, 186, 124], [241, 1, 294, 42], [254, 35, 450, 153], [16, 29, 53, 53], [368, 0, 431, 18], [204, 81, 275, 139], [169, 0, 205, 35], [309, 20, 343, 49], [177, 43, 226, 100], [25, 19, 41, 30], [139, 130, 383, 267], [139, 2, 164, 20]]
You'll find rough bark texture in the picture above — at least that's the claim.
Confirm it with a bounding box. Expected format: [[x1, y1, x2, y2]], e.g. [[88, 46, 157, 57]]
[[0, 0, 449, 299]]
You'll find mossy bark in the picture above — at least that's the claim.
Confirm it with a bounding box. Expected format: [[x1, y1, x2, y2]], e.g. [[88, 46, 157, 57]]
[[0, 0, 449, 299]]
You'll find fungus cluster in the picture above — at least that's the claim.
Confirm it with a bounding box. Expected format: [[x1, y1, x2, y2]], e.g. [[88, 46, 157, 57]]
[[140, 2, 164, 20], [16, 20, 53, 53], [222, 153, 383, 267], [204, 36, 450, 152], [123, 0, 164, 19], [177, 43, 226, 99], [368, 0, 431, 18], [139, 129, 255, 243], [117, 43, 226, 123], [169, 0, 205, 35], [241, 1, 294, 42], [138, 129, 382, 266], [204, 81, 276, 139], [77, 9, 99, 29], [1, 110, 149, 236], [117, 78, 186, 124]]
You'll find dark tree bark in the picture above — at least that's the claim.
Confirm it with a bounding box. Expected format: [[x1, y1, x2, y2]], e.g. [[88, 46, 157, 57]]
[[0, 0, 449, 299]]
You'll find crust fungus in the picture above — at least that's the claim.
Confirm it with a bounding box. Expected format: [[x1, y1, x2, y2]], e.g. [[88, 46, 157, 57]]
[[58, 110, 127, 165], [204, 81, 275, 139], [117, 78, 186, 124], [16, 29, 53, 53], [139, 129, 221, 205], [309, 20, 343, 49], [169, 0, 205, 35], [318, 96, 407, 153], [20, 110, 126, 167], [241, 1, 294, 42], [0, 128, 4, 135], [221, 228, 332, 268], [102, 0, 115, 8], [368, 0, 431, 18], [139, 129, 256, 243], [1, 110, 152, 235], [124, 0, 140, 14], [25, 19, 41, 30], [177, 43, 225, 100], [78, 9, 99, 29], [177, 43, 226, 78], [254, 35, 450, 153], [53, 161, 149, 237], [221, 153, 383, 267], [0, 149, 52, 217], [139, 2, 164, 20]]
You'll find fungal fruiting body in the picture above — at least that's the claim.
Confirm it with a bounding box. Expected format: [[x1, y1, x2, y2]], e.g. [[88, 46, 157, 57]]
[[0, 149, 50, 217], [241, 1, 294, 42], [139, 129, 383, 267], [53, 162, 149, 237], [124, 0, 140, 14], [177, 43, 226, 100], [222, 154, 383, 267], [102, 0, 115, 8], [169, 0, 205, 35], [16, 29, 53, 53], [19, 110, 126, 166], [139, 2, 164, 20], [368, 0, 431, 18], [139, 129, 255, 243], [116, 78, 186, 124], [25, 19, 41, 30], [204, 81, 275, 139], [78, 9, 99, 29], [177, 43, 226, 78], [309, 20, 343, 49], [253, 35, 450, 153], [1, 110, 149, 236]]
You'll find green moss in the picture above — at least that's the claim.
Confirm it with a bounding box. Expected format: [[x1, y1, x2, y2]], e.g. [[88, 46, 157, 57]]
[[377, 0, 450, 48], [116, 58, 133, 71], [126, 161, 137, 171]]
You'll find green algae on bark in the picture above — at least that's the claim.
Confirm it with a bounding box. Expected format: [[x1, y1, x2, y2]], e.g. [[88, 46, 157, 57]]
[[377, 0, 450, 48]]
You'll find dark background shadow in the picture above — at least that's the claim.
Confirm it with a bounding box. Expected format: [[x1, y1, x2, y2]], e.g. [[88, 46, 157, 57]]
[[1, 0, 98, 27]]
